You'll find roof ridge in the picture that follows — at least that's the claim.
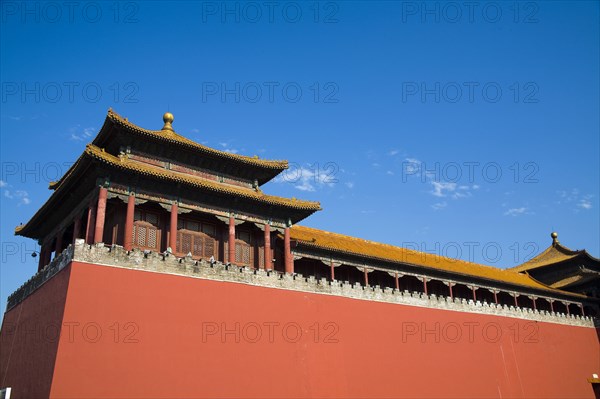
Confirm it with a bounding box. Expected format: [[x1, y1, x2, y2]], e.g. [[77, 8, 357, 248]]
[[106, 109, 289, 170]]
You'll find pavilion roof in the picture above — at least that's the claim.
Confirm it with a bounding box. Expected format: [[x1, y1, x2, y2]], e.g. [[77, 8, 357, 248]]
[[87, 109, 288, 185], [15, 144, 320, 238], [289, 225, 587, 297], [508, 236, 599, 273]]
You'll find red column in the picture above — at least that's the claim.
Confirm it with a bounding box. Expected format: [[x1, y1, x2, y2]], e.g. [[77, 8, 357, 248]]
[[580, 304, 585, 317], [124, 194, 135, 251], [422, 277, 428, 295], [284, 227, 293, 274], [364, 268, 369, 286], [449, 283, 454, 299], [566, 303, 570, 316], [85, 204, 96, 244], [395, 273, 399, 290], [72, 217, 81, 244], [550, 300, 555, 313], [514, 294, 519, 307], [493, 290, 498, 304], [54, 232, 63, 257], [532, 297, 537, 311], [38, 244, 48, 271], [94, 187, 108, 244], [264, 224, 271, 270], [170, 202, 178, 252], [472, 287, 477, 302], [228, 216, 236, 264], [43, 244, 52, 266], [330, 261, 335, 282]]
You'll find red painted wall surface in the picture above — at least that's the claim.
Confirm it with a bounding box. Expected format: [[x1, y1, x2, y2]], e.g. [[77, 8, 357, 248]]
[[0, 265, 71, 398], [3, 261, 600, 398]]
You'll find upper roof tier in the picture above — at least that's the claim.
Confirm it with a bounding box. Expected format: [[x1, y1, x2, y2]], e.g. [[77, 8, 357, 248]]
[[509, 232, 600, 273], [91, 109, 288, 185]]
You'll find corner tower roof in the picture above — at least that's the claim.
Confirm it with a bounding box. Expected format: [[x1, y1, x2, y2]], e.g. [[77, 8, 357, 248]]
[[509, 232, 600, 273]]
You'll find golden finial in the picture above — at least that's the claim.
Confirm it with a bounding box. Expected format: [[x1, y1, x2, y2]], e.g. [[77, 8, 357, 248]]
[[551, 231, 558, 245], [162, 112, 174, 131]]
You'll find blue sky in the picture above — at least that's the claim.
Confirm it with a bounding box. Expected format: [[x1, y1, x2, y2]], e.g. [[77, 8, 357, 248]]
[[1, 1, 599, 312]]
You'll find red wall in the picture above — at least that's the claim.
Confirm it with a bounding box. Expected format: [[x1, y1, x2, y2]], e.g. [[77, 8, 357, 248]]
[[0, 265, 71, 398], [3, 261, 600, 398]]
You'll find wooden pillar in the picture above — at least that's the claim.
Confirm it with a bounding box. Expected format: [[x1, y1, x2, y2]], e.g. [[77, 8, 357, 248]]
[[394, 272, 399, 290], [124, 194, 135, 251], [169, 202, 178, 251], [38, 244, 49, 271], [581, 304, 586, 317], [472, 287, 477, 302], [54, 231, 63, 257], [514, 294, 519, 308], [94, 187, 108, 244], [330, 261, 335, 282], [422, 277, 428, 295], [264, 223, 271, 270], [45, 244, 52, 265], [550, 300, 555, 313], [449, 283, 454, 300], [72, 216, 81, 244], [284, 227, 293, 274], [566, 303, 570, 316], [85, 203, 96, 244], [493, 290, 498, 304], [228, 216, 236, 264], [364, 268, 369, 286], [532, 297, 537, 311]]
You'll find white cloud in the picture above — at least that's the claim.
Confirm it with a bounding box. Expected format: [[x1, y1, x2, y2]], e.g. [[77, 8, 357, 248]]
[[578, 196, 593, 210], [0, 180, 6, 188], [70, 126, 95, 141], [429, 181, 479, 200], [431, 201, 447, 210], [388, 149, 399, 156], [430, 181, 457, 197], [274, 166, 338, 192], [504, 207, 529, 216], [557, 189, 594, 211], [402, 158, 421, 176], [3, 187, 30, 205], [219, 142, 239, 154]]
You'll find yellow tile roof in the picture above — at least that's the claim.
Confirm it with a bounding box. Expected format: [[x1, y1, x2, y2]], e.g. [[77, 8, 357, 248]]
[[290, 225, 585, 296], [84, 145, 320, 211], [508, 241, 599, 273], [106, 109, 288, 170]]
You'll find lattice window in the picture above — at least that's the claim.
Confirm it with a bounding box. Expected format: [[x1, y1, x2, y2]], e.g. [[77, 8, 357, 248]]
[[132, 210, 161, 252], [234, 230, 253, 266], [176, 224, 217, 260], [137, 226, 146, 246]]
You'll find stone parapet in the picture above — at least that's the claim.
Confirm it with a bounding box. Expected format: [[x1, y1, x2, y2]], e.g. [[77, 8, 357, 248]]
[[6, 239, 596, 328]]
